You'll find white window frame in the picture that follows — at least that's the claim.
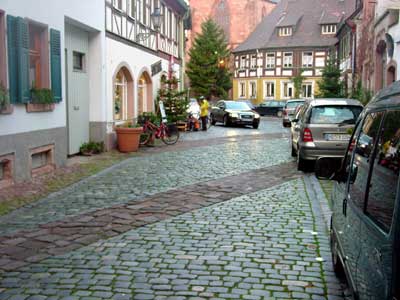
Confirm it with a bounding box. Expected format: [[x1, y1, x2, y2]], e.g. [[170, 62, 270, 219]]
[[282, 81, 294, 99], [113, 0, 123, 11], [302, 51, 313, 68], [302, 82, 313, 99], [266, 52, 275, 69], [250, 54, 257, 69], [283, 52, 293, 68], [129, 0, 136, 19], [279, 26, 292, 37], [239, 81, 246, 98], [249, 81, 257, 98], [240, 56, 246, 69], [322, 24, 337, 34], [263, 80, 275, 99]]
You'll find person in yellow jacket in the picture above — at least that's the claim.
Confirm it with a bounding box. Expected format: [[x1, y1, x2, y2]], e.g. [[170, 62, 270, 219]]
[[198, 96, 210, 131]]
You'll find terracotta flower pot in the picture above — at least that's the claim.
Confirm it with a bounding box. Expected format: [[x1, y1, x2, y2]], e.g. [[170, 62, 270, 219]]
[[115, 127, 143, 152]]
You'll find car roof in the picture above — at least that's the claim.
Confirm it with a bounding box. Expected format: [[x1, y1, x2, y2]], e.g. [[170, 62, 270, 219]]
[[286, 99, 305, 103], [367, 80, 400, 108], [306, 98, 363, 107]]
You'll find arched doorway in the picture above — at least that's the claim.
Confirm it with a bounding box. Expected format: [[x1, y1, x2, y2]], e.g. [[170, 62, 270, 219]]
[[375, 40, 387, 92], [113, 66, 134, 121], [387, 65, 396, 85], [138, 71, 153, 114]]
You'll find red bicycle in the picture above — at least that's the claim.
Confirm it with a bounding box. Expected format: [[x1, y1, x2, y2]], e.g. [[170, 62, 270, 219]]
[[139, 118, 180, 146]]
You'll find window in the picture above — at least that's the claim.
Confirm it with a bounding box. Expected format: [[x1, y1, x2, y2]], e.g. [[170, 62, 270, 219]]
[[161, 4, 165, 35], [250, 54, 257, 69], [366, 110, 400, 232], [310, 105, 363, 124], [29, 22, 49, 89], [264, 81, 275, 98], [283, 52, 293, 68], [266, 53, 275, 68], [0, 11, 6, 89], [239, 82, 246, 98], [240, 56, 246, 69], [249, 81, 257, 98], [283, 82, 293, 98], [73, 52, 85, 72], [322, 24, 337, 34], [129, 0, 136, 18], [302, 52, 313, 68], [113, 0, 123, 10], [349, 112, 384, 210], [278, 26, 292, 36], [302, 83, 313, 98]]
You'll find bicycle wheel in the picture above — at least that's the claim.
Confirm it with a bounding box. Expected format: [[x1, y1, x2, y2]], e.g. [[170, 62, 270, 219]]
[[162, 124, 180, 145], [139, 127, 152, 146]]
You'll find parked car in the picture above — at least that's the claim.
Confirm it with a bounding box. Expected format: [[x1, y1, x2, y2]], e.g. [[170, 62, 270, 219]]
[[315, 80, 400, 300], [254, 100, 285, 117], [282, 99, 305, 127], [210, 100, 260, 129], [240, 99, 257, 110], [291, 98, 363, 171]]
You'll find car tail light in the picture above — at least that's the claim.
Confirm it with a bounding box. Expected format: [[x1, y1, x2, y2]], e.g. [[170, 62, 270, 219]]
[[349, 138, 356, 152], [283, 109, 288, 116], [303, 128, 313, 142]]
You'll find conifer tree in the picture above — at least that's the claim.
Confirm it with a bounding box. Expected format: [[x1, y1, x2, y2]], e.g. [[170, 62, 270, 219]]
[[186, 19, 232, 99], [316, 55, 344, 98]]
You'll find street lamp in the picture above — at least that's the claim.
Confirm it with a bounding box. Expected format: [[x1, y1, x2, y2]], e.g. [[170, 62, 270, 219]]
[[136, 7, 163, 42]]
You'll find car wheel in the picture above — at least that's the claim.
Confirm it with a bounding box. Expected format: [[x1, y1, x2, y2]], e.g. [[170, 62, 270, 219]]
[[210, 114, 216, 125], [253, 122, 259, 129], [223, 115, 230, 127], [297, 153, 307, 171], [277, 111, 283, 118], [291, 144, 297, 157], [330, 221, 345, 277]]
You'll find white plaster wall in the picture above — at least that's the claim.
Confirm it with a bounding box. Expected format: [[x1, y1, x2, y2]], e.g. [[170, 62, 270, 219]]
[[105, 37, 182, 132], [0, 0, 105, 136]]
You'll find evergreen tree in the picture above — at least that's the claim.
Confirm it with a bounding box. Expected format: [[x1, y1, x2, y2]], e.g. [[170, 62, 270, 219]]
[[316, 55, 344, 98], [157, 76, 188, 123], [186, 19, 232, 99]]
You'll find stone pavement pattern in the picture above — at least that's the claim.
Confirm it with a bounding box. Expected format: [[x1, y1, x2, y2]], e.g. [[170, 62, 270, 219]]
[[0, 138, 291, 236], [0, 179, 344, 300], [0, 162, 301, 272]]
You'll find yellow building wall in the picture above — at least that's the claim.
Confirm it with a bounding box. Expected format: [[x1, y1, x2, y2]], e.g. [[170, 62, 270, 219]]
[[233, 77, 322, 102]]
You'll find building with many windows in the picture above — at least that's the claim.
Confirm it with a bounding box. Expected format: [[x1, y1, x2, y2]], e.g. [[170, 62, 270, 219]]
[[232, 0, 356, 103]]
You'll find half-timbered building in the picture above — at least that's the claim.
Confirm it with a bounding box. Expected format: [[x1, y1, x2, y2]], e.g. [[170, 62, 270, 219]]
[[232, 0, 357, 103]]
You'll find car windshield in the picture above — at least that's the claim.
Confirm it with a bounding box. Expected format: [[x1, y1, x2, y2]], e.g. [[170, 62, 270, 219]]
[[310, 105, 362, 124], [226, 102, 251, 110], [286, 101, 304, 108]]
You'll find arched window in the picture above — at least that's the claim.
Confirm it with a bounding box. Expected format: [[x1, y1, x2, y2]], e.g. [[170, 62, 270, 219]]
[[138, 71, 153, 114], [387, 65, 396, 85], [114, 67, 134, 121], [375, 40, 387, 92]]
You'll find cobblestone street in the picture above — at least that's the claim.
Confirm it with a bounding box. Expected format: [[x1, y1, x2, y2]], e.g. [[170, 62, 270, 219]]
[[0, 118, 346, 299]]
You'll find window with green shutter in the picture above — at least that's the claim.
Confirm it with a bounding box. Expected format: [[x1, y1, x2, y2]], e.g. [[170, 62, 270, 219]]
[[50, 29, 62, 102]]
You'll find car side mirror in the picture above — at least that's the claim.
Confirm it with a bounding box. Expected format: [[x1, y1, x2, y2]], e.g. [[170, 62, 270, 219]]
[[315, 157, 343, 180]]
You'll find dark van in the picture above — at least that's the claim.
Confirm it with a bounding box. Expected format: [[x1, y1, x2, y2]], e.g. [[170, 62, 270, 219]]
[[315, 80, 400, 300]]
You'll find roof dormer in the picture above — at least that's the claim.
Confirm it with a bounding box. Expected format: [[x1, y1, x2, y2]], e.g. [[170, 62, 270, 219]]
[[278, 26, 293, 37]]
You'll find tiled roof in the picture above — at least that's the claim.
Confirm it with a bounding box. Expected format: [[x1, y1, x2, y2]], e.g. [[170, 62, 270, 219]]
[[233, 0, 356, 53]]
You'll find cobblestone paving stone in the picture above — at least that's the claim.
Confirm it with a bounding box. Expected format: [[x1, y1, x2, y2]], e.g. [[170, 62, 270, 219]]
[[0, 162, 301, 272], [0, 179, 345, 300], [0, 138, 292, 236]]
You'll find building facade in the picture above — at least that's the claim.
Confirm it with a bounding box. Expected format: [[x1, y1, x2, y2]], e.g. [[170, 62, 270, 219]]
[[0, 0, 105, 187], [232, 0, 356, 103], [105, 0, 188, 149], [0, 0, 188, 188]]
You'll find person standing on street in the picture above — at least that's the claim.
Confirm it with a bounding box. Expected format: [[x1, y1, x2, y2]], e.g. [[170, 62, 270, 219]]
[[199, 96, 210, 131]]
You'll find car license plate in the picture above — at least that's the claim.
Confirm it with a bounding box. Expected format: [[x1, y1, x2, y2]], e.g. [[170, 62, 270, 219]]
[[325, 133, 350, 141], [241, 115, 252, 119]]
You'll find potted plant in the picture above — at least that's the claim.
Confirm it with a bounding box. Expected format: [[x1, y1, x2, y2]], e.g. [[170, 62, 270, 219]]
[[115, 121, 143, 152], [0, 83, 10, 112]]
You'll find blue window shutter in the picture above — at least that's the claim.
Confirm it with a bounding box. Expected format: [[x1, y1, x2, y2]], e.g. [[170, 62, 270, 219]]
[[16, 17, 30, 103], [50, 29, 62, 102], [7, 15, 18, 103]]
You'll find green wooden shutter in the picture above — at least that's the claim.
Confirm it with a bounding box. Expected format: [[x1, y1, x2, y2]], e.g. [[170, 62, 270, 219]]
[[16, 17, 30, 103], [7, 15, 18, 103], [50, 29, 62, 102]]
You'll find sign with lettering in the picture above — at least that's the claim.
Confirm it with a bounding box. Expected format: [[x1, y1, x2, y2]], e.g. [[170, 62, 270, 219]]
[[159, 101, 167, 123], [151, 60, 162, 76]]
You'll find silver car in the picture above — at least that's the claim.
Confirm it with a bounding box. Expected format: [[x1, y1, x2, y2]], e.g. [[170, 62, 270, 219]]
[[282, 99, 305, 127], [291, 98, 363, 171]]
